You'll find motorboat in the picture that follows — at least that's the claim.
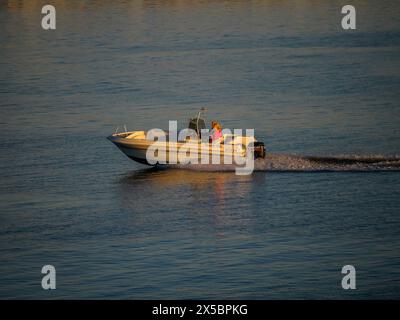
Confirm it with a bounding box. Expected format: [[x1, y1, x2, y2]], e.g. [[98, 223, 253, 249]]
[[107, 109, 266, 167]]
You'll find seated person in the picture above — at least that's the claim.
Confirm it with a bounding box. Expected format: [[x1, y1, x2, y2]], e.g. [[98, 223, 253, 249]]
[[210, 121, 223, 143]]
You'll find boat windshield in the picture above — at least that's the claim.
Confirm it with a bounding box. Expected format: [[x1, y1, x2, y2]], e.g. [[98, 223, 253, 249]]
[[188, 117, 206, 138]]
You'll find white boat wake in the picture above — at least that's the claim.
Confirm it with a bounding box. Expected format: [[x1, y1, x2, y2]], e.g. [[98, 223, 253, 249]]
[[166, 154, 400, 172]]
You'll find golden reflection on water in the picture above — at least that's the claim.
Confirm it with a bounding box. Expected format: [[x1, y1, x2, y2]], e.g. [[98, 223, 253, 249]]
[[118, 167, 265, 236], [119, 167, 255, 198]]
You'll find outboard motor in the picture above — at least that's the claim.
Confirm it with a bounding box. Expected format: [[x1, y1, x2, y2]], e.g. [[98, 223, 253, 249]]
[[254, 141, 266, 159]]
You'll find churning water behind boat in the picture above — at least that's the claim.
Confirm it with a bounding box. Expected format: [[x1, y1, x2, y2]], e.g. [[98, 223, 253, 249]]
[[169, 154, 400, 172]]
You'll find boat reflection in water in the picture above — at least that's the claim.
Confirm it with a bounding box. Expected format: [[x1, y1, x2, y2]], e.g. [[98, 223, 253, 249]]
[[117, 168, 266, 235]]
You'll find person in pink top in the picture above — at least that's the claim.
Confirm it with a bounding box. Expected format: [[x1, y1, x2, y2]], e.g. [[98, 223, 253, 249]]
[[211, 121, 223, 143]]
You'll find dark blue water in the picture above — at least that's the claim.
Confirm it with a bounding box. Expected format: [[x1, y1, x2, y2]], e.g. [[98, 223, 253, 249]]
[[1, 0, 400, 299]]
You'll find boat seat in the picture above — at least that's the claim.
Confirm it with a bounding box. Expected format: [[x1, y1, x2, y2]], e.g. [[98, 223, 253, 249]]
[[126, 131, 146, 139]]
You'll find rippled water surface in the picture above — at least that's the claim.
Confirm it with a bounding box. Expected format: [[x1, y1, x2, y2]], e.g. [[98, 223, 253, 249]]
[[1, 0, 400, 299]]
